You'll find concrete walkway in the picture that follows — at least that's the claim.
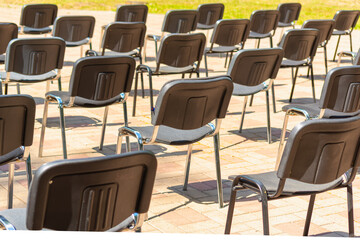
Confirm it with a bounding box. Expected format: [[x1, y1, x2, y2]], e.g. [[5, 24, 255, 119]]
[[0, 4, 359, 236]]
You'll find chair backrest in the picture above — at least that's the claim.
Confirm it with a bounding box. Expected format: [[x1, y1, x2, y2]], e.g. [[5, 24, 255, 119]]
[[20, 4, 58, 28], [5, 37, 65, 75], [210, 19, 250, 48], [26, 151, 157, 231], [0, 23, 18, 55], [115, 4, 148, 23], [249, 10, 280, 34], [302, 19, 335, 46], [278, 29, 319, 61], [151, 76, 233, 130], [68, 56, 136, 103], [0, 95, 35, 156], [333, 10, 360, 31], [52, 16, 95, 43], [319, 66, 360, 117], [156, 33, 206, 70], [227, 48, 284, 86], [197, 3, 224, 27], [101, 22, 146, 54], [161, 10, 199, 33], [277, 3, 301, 25], [277, 115, 360, 186]]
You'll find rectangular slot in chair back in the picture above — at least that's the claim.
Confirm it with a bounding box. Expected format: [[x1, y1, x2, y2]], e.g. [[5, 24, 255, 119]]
[[27, 51, 46, 75], [94, 72, 116, 100], [69, 24, 82, 42], [33, 12, 46, 28], [343, 82, 360, 112]]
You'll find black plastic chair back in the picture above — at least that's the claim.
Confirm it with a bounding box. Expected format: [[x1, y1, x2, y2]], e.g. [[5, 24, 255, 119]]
[[68, 56, 136, 102], [156, 33, 206, 69], [250, 10, 280, 34], [115, 4, 148, 23], [20, 4, 57, 28], [277, 3, 301, 25], [0, 23, 18, 55], [101, 22, 146, 54], [278, 115, 360, 185], [161, 10, 199, 33], [333, 10, 360, 31], [302, 19, 335, 46], [210, 19, 250, 48], [0, 95, 35, 157], [5, 37, 65, 75], [278, 29, 319, 61], [227, 48, 284, 86], [53, 16, 95, 42], [151, 76, 233, 130], [25, 151, 157, 231], [197, 3, 224, 28]]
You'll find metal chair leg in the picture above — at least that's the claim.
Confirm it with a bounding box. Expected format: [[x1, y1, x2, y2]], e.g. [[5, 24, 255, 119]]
[[7, 163, 14, 209], [16, 83, 20, 94], [183, 144, 193, 191], [249, 94, 254, 106], [204, 53, 209, 77], [349, 33, 353, 52], [310, 65, 316, 102], [324, 45, 328, 74], [225, 181, 239, 234], [265, 90, 271, 144], [347, 185, 354, 237], [239, 96, 248, 133], [303, 194, 316, 236], [25, 154, 32, 187], [116, 133, 124, 154], [271, 83, 276, 113], [132, 71, 139, 117], [333, 35, 341, 61], [257, 39, 260, 48], [99, 106, 109, 150], [58, 103, 68, 159], [4, 83, 8, 95], [58, 77, 62, 91], [260, 189, 270, 235], [123, 101, 130, 152], [269, 36, 273, 48], [289, 67, 299, 102], [39, 99, 49, 157], [275, 112, 290, 169], [213, 133, 224, 208], [148, 73, 154, 112]]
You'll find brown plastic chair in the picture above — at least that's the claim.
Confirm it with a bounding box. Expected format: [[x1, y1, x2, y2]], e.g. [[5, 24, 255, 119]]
[[302, 19, 335, 74], [337, 48, 360, 66], [277, 65, 360, 167], [87, 22, 146, 64], [227, 48, 284, 144], [0, 23, 18, 64], [248, 10, 280, 48], [277, 3, 301, 29], [99, 4, 148, 49], [0, 151, 157, 231], [52, 16, 95, 57], [331, 10, 360, 61], [0, 37, 65, 95], [0, 94, 35, 209], [225, 114, 360, 236], [144, 9, 199, 60], [132, 33, 206, 117], [204, 19, 251, 77], [18, 4, 58, 35], [39, 56, 136, 159], [196, 3, 224, 30], [278, 28, 320, 103], [118, 76, 233, 208]]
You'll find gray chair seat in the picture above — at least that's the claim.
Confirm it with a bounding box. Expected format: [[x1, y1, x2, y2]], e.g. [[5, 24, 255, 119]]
[[0, 208, 27, 230], [0, 71, 57, 83], [21, 26, 52, 34], [148, 65, 195, 74], [332, 30, 348, 35], [282, 102, 320, 119], [46, 91, 123, 108], [248, 31, 271, 39], [197, 23, 215, 30], [278, 22, 293, 28], [205, 46, 239, 54], [233, 82, 266, 96], [0, 147, 24, 165], [89, 50, 139, 57], [281, 58, 308, 67], [132, 125, 214, 145], [229, 171, 343, 196], [65, 38, 90, 47]]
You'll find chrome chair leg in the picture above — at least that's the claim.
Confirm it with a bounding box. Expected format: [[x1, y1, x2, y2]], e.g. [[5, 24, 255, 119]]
[[99, 106, 109, 150], [333, 35, 341, 61], [132, 71, 139, 117], [116, 133, 124, 154], [58, 77, 62, 91], [260, 189, 270, 235], [349, 33, 353, 52], [276, 112, 290, 169], [123, 102, 130, 152], [310, 64, 316, 102], [239, 96, 248, 133], [303, 194, 316, 236], [271, 83, 276, 113], [8, 163, 14, 209], [16, 83, 20, 94], [224, 179, 240, 234], [25, 154, 32, 187], [324, 45, 328, 74], [183, 144, 193, 191], [265, 90, 271, 144], [347, 185, 354, 237], [58, 103, 68, 159], [249, 94, 254, 106], [148, 72, 154, 111], [213, 133, 224, 208], [39, 99, 49, 157], [269, 35, 273, 48], [204, 53, 209, 77], [289, 67, 299, 102]]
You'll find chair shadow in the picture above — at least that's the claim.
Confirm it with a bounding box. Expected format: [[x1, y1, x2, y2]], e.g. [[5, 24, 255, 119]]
[[228, 126, 282, 143], [97, 143, 168, 156], [36, 115, 107, 129], [129, 89, 160, 97], [226, 110, 254, 116], [298, 74, 325, 81], [277, 97, 318, 105], [64, 61, 75, 67], [311, 231, 357, 237]]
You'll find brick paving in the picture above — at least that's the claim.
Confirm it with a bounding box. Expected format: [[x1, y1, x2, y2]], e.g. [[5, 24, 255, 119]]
[[0, 4, 359, 236]]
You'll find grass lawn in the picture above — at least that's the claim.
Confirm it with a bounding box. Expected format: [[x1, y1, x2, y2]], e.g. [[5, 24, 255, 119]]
[[2, 0, 360, 28]]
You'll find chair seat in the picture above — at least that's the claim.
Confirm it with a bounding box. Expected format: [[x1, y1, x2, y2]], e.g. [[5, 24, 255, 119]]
[[281, 58, 308, 67], [0, 208, 27, 230], [91, 50, 139, 57], [338, 50, 357, 58], [248, 31, 272, 39], [46, 91, 124, 108], [0, 147, 24, 165], [205, 46, 239, 54], [21, 26, 52, 34], [131, 125, 214, 145], [197, 23, 215, 30], [282, 102, 320, 119], [146, 65, 196, 75], [332, 30, 348, 35], [233, 82, 266, 96], [0, 71, 57, 83], [278, 22, 293, 28], [65, 38, 90, 47], [229, 171, 343, 196], [146, 34, 161, 41]]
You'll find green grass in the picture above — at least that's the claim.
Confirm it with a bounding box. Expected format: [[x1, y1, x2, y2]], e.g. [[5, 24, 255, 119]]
[[2, 0, 360, 28]]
